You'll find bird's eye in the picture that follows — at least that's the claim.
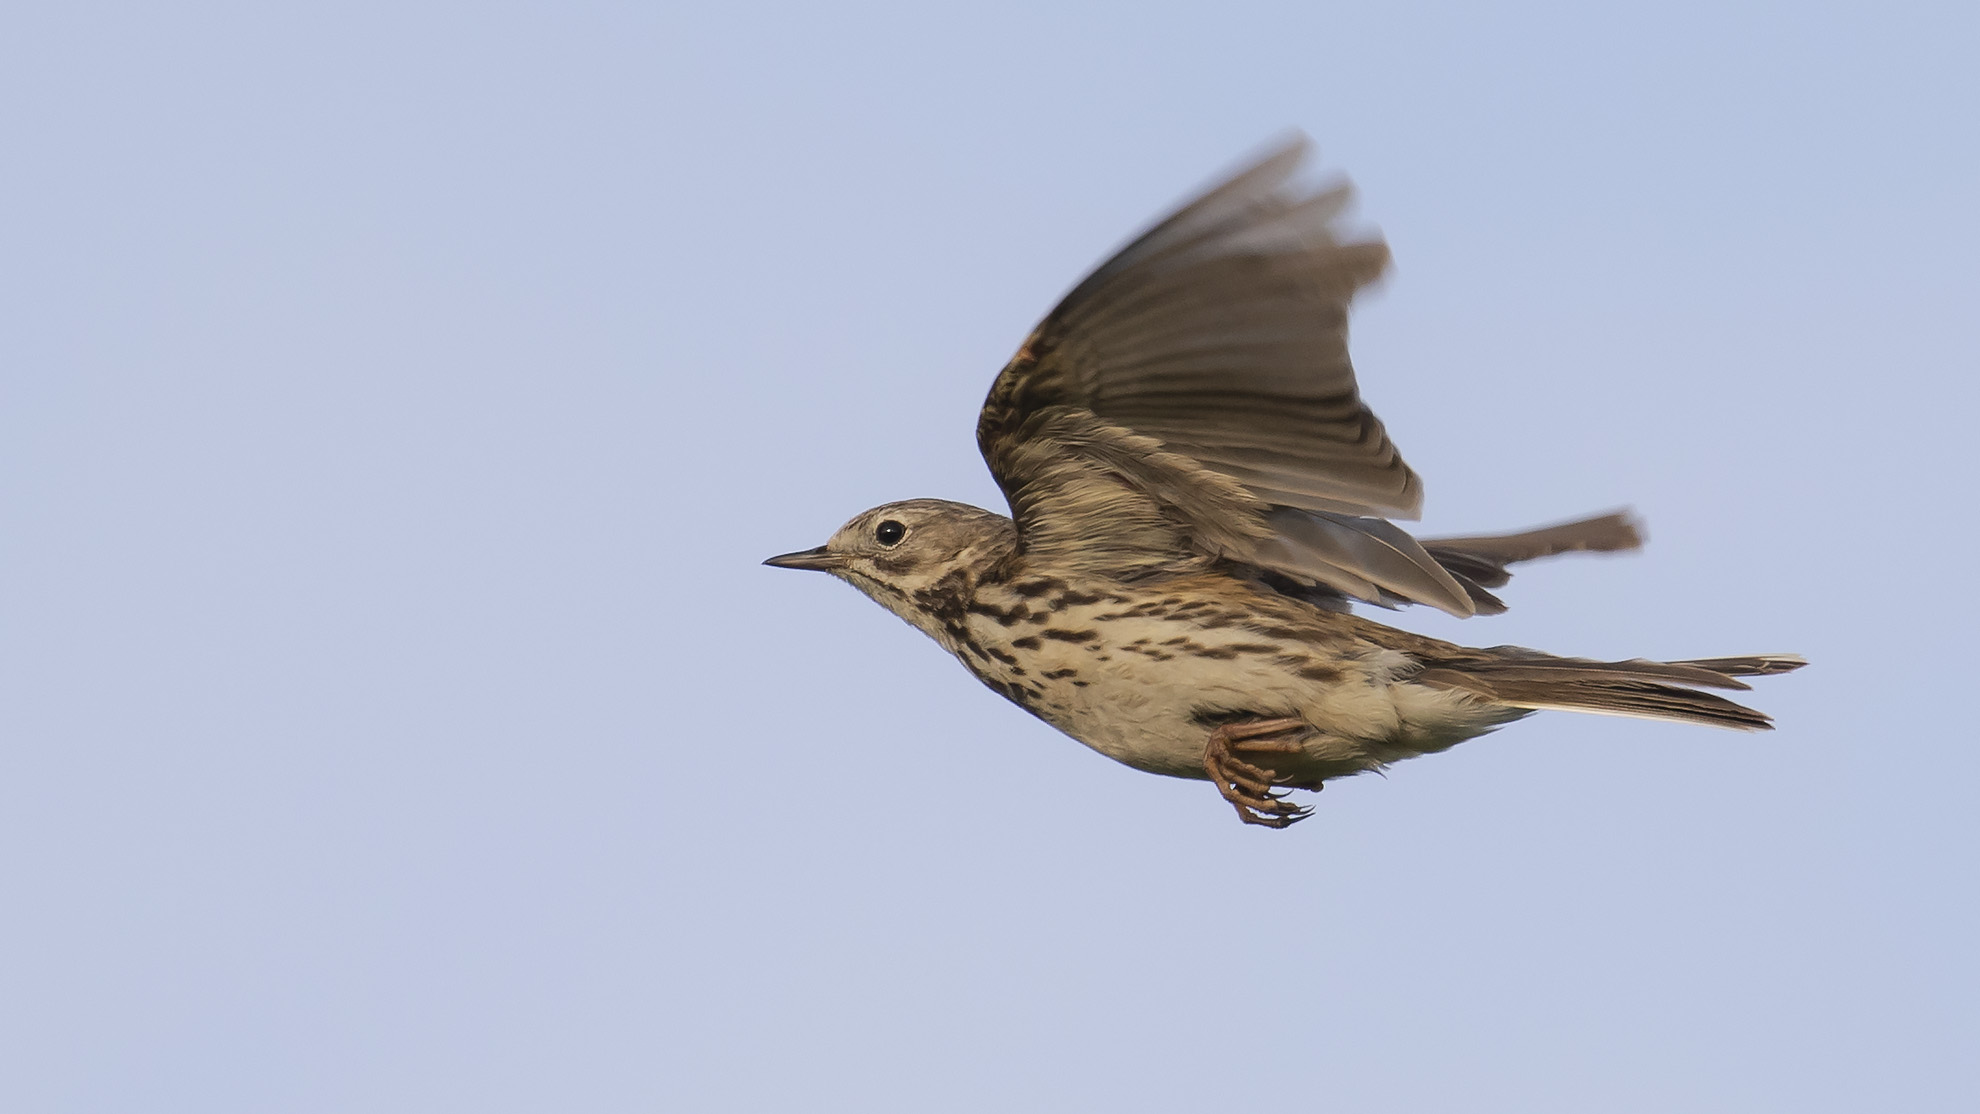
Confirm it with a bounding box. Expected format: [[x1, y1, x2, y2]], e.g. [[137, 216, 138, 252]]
[[874, 520, 906, 546]]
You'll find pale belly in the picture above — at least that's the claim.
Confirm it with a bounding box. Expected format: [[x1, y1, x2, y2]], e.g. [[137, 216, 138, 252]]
[[953, 609, 1511, 784]]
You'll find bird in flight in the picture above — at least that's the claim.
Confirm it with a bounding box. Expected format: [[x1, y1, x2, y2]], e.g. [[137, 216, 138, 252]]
[[766, 135, 1803, 828]]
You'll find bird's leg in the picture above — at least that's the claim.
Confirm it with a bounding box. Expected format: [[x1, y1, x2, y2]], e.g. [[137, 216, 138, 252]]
[[1203, 717, 1315, 829]]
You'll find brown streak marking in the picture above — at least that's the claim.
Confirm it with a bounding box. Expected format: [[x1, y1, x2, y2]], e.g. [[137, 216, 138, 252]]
[[983, 646, 1025, 674], [966, 600, 1030, 627]]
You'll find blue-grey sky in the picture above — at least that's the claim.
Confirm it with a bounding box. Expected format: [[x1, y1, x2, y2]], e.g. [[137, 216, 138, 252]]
[[4, 2, 1976, 1111]]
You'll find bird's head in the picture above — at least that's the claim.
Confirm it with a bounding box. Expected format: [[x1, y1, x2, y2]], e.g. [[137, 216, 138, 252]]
[[764, 498, 1017, 637]]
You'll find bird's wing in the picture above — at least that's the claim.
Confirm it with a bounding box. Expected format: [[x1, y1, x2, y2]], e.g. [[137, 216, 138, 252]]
[[977, 135, 1476, 615], [1421, 511, 1644, 588]]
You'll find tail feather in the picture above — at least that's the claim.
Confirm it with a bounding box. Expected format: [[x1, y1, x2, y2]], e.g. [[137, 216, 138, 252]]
[[1672, 654, 1808, 678], [1416, 649, 1807, 732]]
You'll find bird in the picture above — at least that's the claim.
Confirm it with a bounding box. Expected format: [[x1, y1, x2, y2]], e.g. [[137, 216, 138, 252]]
[[764, 135, 1804, 828]]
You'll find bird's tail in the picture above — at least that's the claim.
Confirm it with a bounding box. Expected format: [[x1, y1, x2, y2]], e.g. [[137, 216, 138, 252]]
[[1413, 647, 1807, 730]]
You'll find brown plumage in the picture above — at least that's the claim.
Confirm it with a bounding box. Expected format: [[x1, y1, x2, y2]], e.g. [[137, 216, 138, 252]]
[[767, 136, 1803, 828]]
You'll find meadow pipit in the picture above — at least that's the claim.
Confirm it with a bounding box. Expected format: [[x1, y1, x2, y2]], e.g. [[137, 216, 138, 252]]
[[766, 136, 1803, 828]]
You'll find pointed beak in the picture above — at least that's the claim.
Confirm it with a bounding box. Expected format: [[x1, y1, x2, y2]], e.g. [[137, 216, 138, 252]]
[[762, 545, 843, 572]]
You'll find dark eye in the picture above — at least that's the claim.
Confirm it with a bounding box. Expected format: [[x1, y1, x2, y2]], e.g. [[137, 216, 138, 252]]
[[874, 520, 906, 546]]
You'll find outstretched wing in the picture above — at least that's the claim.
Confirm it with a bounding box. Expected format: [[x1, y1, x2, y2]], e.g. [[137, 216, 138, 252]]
[[977, 135, 1477, 615]]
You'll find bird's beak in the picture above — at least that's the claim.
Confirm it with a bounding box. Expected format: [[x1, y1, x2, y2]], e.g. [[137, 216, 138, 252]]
[[763, 545, 843, 572]]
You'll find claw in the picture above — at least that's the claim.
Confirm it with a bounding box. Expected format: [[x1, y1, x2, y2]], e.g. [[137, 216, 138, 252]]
[[1232, 797, 1313, 828], [1203, 717, 1317, 829], [1217, 760, 1280, 796]]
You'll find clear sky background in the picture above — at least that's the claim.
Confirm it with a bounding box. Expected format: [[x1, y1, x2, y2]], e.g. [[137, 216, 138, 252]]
[[4, 2, 1976, 1111]]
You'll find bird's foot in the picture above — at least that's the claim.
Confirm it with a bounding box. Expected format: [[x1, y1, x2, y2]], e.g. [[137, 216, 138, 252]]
[[1203, 717, 1316, 829]]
